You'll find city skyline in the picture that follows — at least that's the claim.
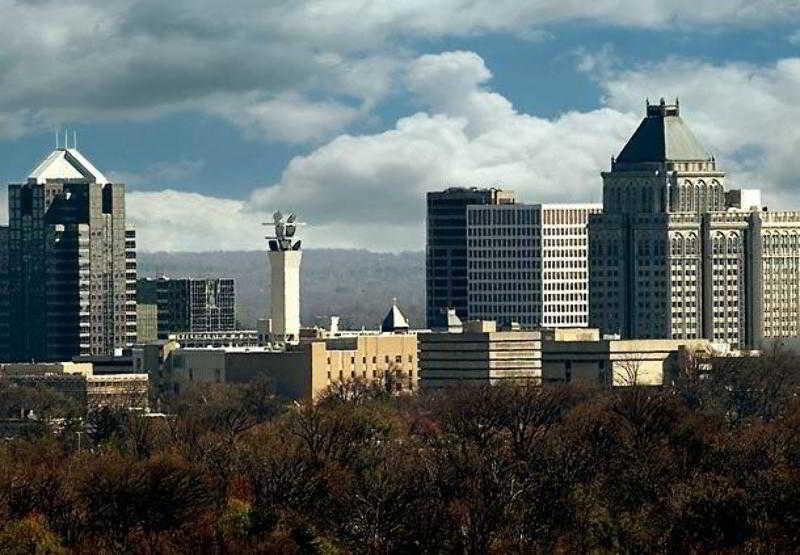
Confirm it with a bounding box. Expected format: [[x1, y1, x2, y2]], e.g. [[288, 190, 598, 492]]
[[0, 2, 799, 252]]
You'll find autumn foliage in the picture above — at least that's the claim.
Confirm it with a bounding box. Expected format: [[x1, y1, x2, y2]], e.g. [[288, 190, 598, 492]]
[[1, 349, 800, 553]]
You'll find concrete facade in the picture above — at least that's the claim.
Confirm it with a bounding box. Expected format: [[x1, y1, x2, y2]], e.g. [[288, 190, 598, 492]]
[[268, 250, 302, 342], [418, 321, 542, 388], [542, 336, 715, 386], [172, 329, 259, 348], [1, 361, 148, 411], [136, 303, 158, 343], [467, 203, 601, 329]]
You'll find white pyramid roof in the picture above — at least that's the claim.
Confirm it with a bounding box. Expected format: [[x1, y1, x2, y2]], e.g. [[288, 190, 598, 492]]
[[29, 148, 109, 184], [381, 300, 409, 332]]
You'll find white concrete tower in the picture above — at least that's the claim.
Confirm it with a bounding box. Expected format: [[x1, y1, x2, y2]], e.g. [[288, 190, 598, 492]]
[[266, 212, 303, 343]]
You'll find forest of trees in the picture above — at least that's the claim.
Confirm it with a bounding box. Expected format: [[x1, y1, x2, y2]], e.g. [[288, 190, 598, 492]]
[[1, 348, 800, 553]]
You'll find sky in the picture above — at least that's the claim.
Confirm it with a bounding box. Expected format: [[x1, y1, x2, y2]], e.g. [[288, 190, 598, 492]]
[[1, 0, 800, 252]]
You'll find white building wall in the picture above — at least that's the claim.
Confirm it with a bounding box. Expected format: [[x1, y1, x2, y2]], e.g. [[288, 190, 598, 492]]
[[268, 250, 302, 342], [466, 203, 600, 329], [540, 204, 601, 327]]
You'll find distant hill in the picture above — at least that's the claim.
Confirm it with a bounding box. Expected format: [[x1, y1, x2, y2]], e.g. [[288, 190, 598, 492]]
[[138, 249, 425, 330]]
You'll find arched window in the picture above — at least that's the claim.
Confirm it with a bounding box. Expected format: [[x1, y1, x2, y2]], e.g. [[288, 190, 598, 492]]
[[711, 181, 723, 210], [727, 234, 739, 254], [683, 181, 692, 212], [672, 234, 684, 256], [713, 233, 725, 255], [687, 234, 698, 255], [699, 180, 708, 212], [670, 184, 680, 211]]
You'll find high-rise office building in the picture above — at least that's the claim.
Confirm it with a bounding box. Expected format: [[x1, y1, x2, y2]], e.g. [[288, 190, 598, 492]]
[[0, 227, 9, 360], [589, 99, 800, 348], [4, 147, 136, 361], [426, 187, 515, 328], [137, 277, 236, 339], [467, 203, 601, 329]]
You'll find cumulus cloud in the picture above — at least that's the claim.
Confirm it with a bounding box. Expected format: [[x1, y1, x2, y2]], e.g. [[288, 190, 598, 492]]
[[109, 160, 205, 190], [0, 0, 797, 144], [122, 50, 634, 251], [0, 1, 401, 142], [127, 189, 423, 252], [208, 92, 361, 144], [119, 48, 800, 252], [246, 51, 636, 250], [127, 190, 267, 252]]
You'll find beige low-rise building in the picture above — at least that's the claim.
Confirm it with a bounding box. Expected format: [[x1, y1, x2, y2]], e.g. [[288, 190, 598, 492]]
[[169, 331, 419, 400], [0, 361, 149, 411], [418, 321, 724, 388], [84, 374, 149, 410], [419, 320, 543, 388], [542, 334, 718, 386]]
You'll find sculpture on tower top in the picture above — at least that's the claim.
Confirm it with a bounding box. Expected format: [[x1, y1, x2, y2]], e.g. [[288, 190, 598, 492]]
[[265, 211, 303, 252]]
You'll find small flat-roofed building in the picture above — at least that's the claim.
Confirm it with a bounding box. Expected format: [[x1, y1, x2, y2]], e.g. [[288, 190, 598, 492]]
[[542, 335, 717, 386], [418, 320, 543, 388], [85, 373, 149, 410], [0, 361, 148, 411]]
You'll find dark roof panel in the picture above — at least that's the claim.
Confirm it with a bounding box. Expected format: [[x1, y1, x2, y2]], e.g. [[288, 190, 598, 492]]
[[616, 102, 711, 164]]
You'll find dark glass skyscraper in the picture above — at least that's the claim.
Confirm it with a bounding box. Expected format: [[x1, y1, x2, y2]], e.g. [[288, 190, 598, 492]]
[[2, 147, 137, 362], [425, 187, 514, 328]]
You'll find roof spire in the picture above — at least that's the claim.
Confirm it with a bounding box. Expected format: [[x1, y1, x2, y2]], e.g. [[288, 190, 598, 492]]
[[381, 299, 409, 333]]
